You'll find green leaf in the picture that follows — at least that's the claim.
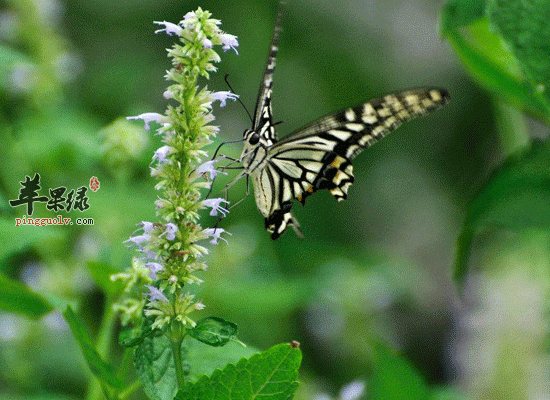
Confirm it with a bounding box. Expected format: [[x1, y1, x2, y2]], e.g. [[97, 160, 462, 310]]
[[369, 343, 429, 400], [86, 261, 125, 298], [119, 317, 158, 348], [185, 339, 258, 382], [454, 140, 550, 285], [186, 316, 238, 347], [63, 306, 124, 389], [441, 0, 487, 33], [134, 334, 259, 400], [134, 335, 180, 400], [0, 217, 62, 264], [442, 17, 550, 124], [0, 272, 52, 318], [487, 0, 550, 109], [429, 387, 470, 400], [175, 343, 301, 400]]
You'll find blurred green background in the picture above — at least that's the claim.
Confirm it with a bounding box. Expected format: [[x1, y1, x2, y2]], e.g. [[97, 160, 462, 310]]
[[2, 0, 549, 399]]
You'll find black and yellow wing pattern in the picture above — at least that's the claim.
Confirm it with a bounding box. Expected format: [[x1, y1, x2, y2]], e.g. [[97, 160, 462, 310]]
[[238, 6, 449, 239]]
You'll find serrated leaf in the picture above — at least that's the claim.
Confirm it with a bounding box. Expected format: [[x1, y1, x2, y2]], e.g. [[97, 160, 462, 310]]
[[185, 339, 258, 382], [175, 343, 301, 400], [86, 261, 124, 298], [369, 343, 429, 400], [134, 335, 180, 400], [63, 306, 124, 389], [134, 334, 259, 399], [454, 140, 550, 286], [187, 316, 238, 347], [0, 272, 52, 318], [487, 0, 550, 103]]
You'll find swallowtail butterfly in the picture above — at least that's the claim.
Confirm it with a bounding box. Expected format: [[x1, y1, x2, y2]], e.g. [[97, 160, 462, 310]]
[[233, 6, 449, 240]]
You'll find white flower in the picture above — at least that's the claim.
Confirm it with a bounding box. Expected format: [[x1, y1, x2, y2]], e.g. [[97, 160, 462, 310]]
[[164, 223, 178, 240], [153, 20, 183, 36], [202, 198, 229, 217], [204, 227, 231, 244], [196, 160, 226, 180], [219, 33, 239, 54], [339, 380, 366, 400], [145, 262, 164, 280], [126, 112, 166, 131], [152, 145, 174, 164], [201, 37, 213, 49], [211, 91, 239, 107], [145, 285, 169, 303], [163, 89, 176, 99], [125, 233, 150, 249], [140, 221, 155, 233]]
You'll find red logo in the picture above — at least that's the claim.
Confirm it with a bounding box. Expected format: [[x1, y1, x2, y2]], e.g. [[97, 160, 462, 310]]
[[90, 176, 100, 192]]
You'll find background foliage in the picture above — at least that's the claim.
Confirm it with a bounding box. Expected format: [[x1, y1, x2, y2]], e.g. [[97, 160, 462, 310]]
[[1, 0, 549, 399]]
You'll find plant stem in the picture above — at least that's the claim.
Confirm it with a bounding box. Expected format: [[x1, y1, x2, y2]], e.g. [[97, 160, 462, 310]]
[[170, 331, 186, 389], [84, 299, 118, 400]]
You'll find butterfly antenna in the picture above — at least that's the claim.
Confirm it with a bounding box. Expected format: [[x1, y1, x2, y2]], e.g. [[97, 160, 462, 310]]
[[225, 73, 253, 124]]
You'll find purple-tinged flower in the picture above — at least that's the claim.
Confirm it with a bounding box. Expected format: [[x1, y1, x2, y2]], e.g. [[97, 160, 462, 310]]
[[146, 262, 164, 280], [152, 145, 173, 164], [194, 301, 205, 310], [204, 228, 230, 245], [140, 221, 155, 233], [125, 233, 150, 249], [196, 160, 226, 180], [219, 33, 239, 54], [164, 223, 178, 240], [211, 91, 239, 107], [153, 20, 183, 36], [202, 198, 229, 217], [126, 113, 166, 131], [145, 285, 169, 302], [163, 89, 175, 100], [201, 37, 213, 49]]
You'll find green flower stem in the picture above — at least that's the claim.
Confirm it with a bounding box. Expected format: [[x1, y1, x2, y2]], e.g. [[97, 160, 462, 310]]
[[170, 327, 186, 388], [119, 380, 142, 400], [85, 299, 119, 400]]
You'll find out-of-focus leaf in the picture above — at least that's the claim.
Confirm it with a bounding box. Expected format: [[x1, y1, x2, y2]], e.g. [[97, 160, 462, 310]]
[[86, 261, 124, 298], [487, 0, 550, 109], [187, 316, 238, 347], [0, 44, 33, 85], [175, 343, 301, 400], [454, 140, 550, 286], [441, 0, 487, 33], [63, 306, 124, 389], [369, 342, 429, 400], [442, 17, 550, 124], [0, 272, 52, 318], [430, 388, 470, 400], [0, 217, 62, 264]]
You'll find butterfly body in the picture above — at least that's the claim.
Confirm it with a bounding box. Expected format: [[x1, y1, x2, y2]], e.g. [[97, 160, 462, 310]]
[[237, 6, 449, 239]]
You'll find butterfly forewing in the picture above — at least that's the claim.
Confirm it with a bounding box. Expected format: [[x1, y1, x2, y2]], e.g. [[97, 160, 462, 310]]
[[239, 5, 450, 240], [250, 5, 284, 144]]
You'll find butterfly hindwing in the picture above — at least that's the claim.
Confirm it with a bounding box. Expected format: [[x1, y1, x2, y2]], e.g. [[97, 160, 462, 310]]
[[267, 88, 449, 208], [239, 5, 450, 240]]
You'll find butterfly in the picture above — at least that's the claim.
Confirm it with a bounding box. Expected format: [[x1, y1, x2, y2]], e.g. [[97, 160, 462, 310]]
[[231, 5, 449, 240]]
